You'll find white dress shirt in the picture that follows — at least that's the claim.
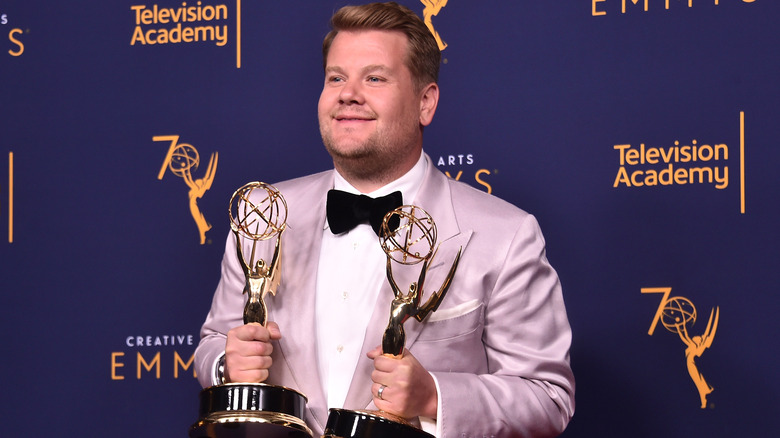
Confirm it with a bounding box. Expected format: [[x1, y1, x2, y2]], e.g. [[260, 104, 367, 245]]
[[314, 152, 427, 410]]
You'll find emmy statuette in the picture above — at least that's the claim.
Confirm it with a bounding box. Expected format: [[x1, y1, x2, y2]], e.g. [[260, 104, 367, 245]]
[[190, 182, 312, 438], [322, 205, 461, 438]]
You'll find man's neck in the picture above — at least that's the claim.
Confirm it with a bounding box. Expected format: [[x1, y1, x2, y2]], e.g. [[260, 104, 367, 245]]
[[334, 150, 423, 194], [337, 172, 404, 194], [333, 151, 427, 198]]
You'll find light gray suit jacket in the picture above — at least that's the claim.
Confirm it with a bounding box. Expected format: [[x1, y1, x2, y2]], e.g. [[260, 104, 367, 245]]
[[195, 156, 575, 437]]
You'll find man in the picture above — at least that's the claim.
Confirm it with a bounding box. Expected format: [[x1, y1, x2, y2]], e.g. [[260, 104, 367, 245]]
[[194, 3, 575, 437]]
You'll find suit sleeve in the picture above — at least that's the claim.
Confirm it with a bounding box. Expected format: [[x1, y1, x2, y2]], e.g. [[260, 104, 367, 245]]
[[433, 214, 575, 437], [194, 231, 247, 388]]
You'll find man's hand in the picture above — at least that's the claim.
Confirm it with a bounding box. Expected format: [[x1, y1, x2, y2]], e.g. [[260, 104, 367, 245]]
[[224, 321, 282, 383], [367, 346, 438, 419]]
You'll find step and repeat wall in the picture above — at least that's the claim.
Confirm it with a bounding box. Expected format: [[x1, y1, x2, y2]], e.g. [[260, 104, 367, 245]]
[[1, 1, 777, 437]]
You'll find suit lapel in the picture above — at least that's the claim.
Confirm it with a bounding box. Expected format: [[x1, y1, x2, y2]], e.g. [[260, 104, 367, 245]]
[[399, 160, 473, 356]]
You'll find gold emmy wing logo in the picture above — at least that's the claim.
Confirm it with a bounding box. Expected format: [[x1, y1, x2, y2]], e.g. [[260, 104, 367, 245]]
[[643, 287, 720, 409], [154, 135, 218, 244], [421, 0, 447, 51]]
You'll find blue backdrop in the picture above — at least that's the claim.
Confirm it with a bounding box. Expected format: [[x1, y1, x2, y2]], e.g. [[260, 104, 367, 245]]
[[1, 1, 777, 437]]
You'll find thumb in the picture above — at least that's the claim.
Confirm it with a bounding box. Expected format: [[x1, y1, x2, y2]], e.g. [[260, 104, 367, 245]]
[[366, 345, 383, 359], [266, 321, 282, 340]]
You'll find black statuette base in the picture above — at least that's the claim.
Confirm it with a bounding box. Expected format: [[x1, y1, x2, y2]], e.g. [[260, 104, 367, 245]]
[[190, 383, 312, 438], [323, 408, 434, 438]]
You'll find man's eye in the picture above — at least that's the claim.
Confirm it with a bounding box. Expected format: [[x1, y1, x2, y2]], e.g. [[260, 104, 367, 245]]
[[367, 76, 382, 82]]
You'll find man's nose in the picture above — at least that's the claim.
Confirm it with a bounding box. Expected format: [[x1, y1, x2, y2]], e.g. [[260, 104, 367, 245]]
[[338, 80, 364, 104]]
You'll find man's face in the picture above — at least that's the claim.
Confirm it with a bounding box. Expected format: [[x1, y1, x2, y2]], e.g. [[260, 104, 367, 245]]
[[318, 30, 432, 183]]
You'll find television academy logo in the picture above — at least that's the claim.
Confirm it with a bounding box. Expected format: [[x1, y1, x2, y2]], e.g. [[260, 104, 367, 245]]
[[643, 287, 720, 409], [611, 112, 748, 214], [154, 135, 218, 245], [612, 140, 729, 190], [130, 1, 242, 67]]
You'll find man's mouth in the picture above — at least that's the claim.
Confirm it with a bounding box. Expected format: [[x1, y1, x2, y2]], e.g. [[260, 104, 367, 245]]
[[334, 113, 375, 121]]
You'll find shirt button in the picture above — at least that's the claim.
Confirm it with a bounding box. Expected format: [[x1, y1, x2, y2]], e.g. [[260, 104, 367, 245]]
[[342, 291, 349, 300], [336, 345, 344, 353]]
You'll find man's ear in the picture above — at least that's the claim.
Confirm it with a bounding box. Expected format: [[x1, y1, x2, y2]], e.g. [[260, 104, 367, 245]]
[[418, 82, 439, 127]]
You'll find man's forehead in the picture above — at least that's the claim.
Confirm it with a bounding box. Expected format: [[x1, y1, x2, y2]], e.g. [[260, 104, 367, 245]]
[[326, 29, 410, 65], [330, 29, 409, 50]]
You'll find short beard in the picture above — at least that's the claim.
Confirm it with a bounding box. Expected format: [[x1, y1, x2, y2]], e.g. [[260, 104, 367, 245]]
[[320, 119, 421, 188], [323, 135, 396, 185]]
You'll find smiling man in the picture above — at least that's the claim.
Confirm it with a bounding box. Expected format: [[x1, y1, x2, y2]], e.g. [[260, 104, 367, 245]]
[[195, 3, 575, 437], [318, 27, 437, 193]]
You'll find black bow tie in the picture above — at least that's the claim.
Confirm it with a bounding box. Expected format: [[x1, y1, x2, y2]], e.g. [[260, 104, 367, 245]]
[[326, 189, 403, 235]]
